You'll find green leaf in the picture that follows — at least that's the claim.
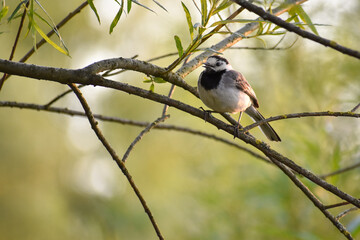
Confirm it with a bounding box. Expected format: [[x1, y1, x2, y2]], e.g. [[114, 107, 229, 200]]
[[213, 0, 233, 15], [110, 1, 124, 34], [7, 0, 27, 22], [32, 21, 69, 56], [127, 0, 132, 13], [200, 0, 207, 26], [293, 5, 319, 35], [174, 35, 183, 57], [87, 0, 101, 24], [181, 2, 193, 40], [0, 6, 9, 22], [149, 83, 155, 92], [153, 77, 166, 83]]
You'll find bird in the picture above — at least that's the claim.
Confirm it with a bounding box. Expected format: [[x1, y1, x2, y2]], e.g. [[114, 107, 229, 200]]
[[197, 55, 281, 142]]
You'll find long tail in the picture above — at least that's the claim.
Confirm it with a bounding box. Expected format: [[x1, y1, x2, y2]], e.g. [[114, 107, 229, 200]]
[[245, 106, 281, 142]]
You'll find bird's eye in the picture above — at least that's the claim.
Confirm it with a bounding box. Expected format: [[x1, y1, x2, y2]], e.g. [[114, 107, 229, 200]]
[[216, 62, 221, 66]]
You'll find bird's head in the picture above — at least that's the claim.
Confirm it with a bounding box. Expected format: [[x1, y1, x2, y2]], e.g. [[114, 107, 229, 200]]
[[203, 55, 232, 72]]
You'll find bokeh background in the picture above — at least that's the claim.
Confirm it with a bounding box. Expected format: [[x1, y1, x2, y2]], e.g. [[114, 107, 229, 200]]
[[0, 1, 359, 239]]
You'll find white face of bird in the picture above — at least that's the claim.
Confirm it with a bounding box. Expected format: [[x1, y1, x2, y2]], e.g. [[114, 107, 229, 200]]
[[203, 56, 232, 72]]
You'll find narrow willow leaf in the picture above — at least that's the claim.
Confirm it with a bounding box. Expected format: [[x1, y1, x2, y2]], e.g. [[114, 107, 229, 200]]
[[149, 83, 155, 92], [294, 5, 319, 35], [0, 6, 9, 21], [7, 0, 27, 22], [174, 35, 183, 57], [181, 2, 194, 40], [153, 0, 167, 12], [33, 12, 70, 54], [33, 21, 69, 56], [213, 0, 233, 15], [87, 0, 101, 24], [200, 0, 207, 26], [131, 0, 155, 13], [110, 1, 124, 34], [272, 14, 297, 32], [153, 77, 166, 83], [127, 0, 132, 13]]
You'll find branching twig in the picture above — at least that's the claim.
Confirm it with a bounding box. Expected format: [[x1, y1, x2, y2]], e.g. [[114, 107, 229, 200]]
[[122, 115, 169, 162], [0, 0, 30, 90], [231, 0, 360, 60], [67, 83, 164, 240]]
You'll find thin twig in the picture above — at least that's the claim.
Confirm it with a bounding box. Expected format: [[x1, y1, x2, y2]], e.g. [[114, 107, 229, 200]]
[[67, 84, 164, 240], [325, 199, 360, 210], [242, 111, 360, 132], [351, 103, 360, 113], [43, 84, 85, 108], [336, 207, 359, 220], [320, 162, 360, 179], [231, 0, 360, 60], [122, 115, 169, 162], [0, 100, 271, 165], [0, 0, 30, 90]]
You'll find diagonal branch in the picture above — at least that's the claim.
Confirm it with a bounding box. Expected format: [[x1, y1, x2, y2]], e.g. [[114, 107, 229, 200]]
[[269, 158, 353, 240], [231, 0, 360, 60], [1, 59, 360, 210], [67, 83, 164, 240]]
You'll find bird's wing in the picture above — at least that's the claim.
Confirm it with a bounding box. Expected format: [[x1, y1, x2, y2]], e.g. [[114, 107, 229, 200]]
[[225, 70, 259, 108]]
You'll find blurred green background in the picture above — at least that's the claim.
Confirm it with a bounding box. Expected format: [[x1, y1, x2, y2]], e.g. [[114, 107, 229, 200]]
[[0, 1, 359, 239]]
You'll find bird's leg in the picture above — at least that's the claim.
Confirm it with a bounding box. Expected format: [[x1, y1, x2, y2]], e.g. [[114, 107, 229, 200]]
[[233, 112, 243, 139], [200, 107, 215, 122]]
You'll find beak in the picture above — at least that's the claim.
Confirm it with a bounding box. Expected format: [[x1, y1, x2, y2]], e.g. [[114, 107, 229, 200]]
[[202, 62, 212, 69]]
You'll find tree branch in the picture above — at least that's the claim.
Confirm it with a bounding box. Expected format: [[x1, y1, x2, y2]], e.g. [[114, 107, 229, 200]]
[[67, 83, 164, 240], [1, 59, 360, 210], [231, 0, 360, 60], [269, 157, 353, 240], [242, 111, 360, 132], [0, 100, 272, 165]]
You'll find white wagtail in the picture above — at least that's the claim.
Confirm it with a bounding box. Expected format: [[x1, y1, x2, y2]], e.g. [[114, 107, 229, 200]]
[[198, 55, 281, 142]]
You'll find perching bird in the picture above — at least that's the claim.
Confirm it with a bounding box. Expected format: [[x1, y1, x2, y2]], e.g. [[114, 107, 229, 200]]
[[197, 55, 281, 142]]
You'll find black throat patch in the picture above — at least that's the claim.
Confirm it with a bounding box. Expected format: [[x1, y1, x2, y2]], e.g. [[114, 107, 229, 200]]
[[200, 69, 226, 90]]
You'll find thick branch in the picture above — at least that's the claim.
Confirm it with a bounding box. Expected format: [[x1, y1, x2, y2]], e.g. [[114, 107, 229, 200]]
[[1, 60, 360, 209], [231, 0, 360, 60]]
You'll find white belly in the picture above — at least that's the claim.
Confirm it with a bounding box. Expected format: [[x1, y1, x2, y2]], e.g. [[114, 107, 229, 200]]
[[198, 83, 252, 113]]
